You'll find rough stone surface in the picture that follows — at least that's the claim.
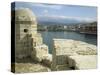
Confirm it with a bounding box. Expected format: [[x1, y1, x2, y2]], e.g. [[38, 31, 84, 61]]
[[14, 63, 51, 73], [52, 39, 97, 70], [41, 54, 52, 67], [56, 64, 71, 71], [15, 8, 37, 59], [68, 55, 97, 69], [31, 44, 49, 62], [14, 8, 51, 73], [53, 39, 97, 56], [32, 33, 43, 46]]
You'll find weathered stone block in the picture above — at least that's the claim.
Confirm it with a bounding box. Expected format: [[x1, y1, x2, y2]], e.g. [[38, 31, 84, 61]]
[[41, 54, 52, 67], [53, 39, 76, 56], [76, 43, 97, 55], [56, 64, 70, 71], [31, 44, 49, 62], [68, 55, 97, 69], [52, 39, 76, 70], [32, 33, 43, 46]]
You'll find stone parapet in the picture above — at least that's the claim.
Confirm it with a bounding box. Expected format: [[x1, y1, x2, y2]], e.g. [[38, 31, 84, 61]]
[[52, 39, 97, 70]]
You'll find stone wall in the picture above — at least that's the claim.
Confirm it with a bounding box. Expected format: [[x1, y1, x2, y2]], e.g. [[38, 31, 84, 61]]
[[15, 8, 51, 65], [15, 8, 38, 59], [31, 44, 49, 62], [52, 39, 97, 70], [14, 8, 97, 71]]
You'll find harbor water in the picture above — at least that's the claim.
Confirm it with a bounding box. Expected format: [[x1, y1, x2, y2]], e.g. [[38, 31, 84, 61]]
[[39, 31, 97, 53]]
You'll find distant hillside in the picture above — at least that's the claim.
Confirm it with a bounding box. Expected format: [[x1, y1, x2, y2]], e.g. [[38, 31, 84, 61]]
[[37, 17, 96, 26]]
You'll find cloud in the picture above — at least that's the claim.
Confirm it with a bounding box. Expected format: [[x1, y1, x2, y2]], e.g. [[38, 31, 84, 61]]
[[38, 15, 96, 22], [31, 3, 63, 10], [43, 9, 49, 13]]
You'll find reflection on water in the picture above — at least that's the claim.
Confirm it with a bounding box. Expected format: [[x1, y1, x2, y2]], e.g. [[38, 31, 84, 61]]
[[39, 31, 97, 53]]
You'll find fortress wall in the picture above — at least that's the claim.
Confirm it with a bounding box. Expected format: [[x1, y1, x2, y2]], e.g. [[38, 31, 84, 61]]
[[32, 33, 43, 47], [31, 44, 49, 62], [52, 39, 77, 70], [14, 8, 97, 71], [52, 39, 97, 70], [14, 8, 51, 65]]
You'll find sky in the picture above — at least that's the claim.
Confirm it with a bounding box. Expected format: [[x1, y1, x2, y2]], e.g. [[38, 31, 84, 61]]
[[13, 2, 97, 23]]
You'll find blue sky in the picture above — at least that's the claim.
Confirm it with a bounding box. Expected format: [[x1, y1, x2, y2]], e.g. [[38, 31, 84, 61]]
[[14, 2, 97, 22]]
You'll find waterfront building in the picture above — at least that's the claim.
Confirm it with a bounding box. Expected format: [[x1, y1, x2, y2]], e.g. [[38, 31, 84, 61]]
[[79, 22, 97, 34]]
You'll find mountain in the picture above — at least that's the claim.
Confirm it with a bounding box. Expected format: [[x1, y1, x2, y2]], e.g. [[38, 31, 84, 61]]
[[37, 16, 89, 25]]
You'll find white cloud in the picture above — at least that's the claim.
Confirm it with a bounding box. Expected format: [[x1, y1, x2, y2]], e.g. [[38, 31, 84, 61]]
[[31, 3, 62, 10], [44, 9, 49, 13], [38, 15, 96, 22]]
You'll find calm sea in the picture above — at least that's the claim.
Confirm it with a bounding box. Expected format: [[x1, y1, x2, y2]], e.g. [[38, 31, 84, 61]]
[[39, 31, 97, 53]]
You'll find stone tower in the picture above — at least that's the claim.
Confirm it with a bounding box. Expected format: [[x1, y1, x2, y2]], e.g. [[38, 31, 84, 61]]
[[15, 8, 37, 59], [15, 8, 49, 63]]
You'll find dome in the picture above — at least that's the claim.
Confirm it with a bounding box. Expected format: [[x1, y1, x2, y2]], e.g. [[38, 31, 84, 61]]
[[15, 8, 37, 22]]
